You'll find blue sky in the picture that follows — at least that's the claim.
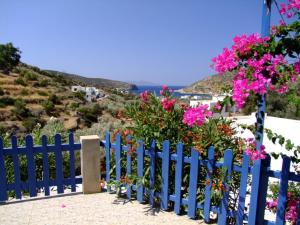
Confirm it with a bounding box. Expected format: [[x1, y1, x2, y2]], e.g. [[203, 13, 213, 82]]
[[0, 0, 284, 85]]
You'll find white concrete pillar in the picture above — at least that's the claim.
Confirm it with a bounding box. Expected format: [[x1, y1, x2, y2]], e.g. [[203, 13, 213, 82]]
[[80, 135, 101, 194]]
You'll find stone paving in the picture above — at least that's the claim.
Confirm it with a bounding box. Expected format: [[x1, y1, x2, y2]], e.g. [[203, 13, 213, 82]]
[[0, 192, 206, 225]]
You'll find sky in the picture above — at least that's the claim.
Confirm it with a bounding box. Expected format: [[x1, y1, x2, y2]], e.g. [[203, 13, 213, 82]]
[[0, 0, 285, 85]]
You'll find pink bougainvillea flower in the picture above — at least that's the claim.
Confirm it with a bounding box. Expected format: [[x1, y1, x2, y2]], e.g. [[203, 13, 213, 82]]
[[212, 48, 238, 73], [279, 3, 287, 15], [182, 104, 213, 127], [294, 60, 300, 75], [214, 102, 222, 111]]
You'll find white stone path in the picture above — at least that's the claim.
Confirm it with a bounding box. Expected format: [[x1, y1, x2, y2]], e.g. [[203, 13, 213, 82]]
[[0, 192, 206, 225]]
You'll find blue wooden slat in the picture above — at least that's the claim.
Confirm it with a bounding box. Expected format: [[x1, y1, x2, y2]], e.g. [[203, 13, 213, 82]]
[[236, 153, 250, 225], [105, 132, 111, 192], [54, 134, 64, 194], [137, 140, 144, 203], [25, 135, 37, 197], [126, 135, 132, 199], [161, 140, 170, 210], [218, 149, 233, 225], [115, 134, 121, 181], [204, 146, 215, 223], [149, 140, 156, 207], [174, 143, 183, 215], [256, 155, 271, 225], [187, 148, 200, 219], [41, 135, 50, 196], [11, 136, 22, 199], [275, 155, 291, 225], [0, 138, 8, 201], [68, 133, 76, 192]]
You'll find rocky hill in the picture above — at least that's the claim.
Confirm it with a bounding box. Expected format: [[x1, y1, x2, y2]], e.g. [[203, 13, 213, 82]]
[[0, 64, 136, 135], [182, 72, 234, 94], [46, 70, 136, 90]]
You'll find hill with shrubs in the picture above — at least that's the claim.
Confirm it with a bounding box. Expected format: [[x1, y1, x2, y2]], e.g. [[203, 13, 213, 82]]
[[0, 43, 137, 138]]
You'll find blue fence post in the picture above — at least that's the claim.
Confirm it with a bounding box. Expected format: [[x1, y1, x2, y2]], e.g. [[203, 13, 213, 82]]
[[275, 155, 291, 225], [54, 134, 64, 194], [218, 149, 233, 225], [204, 146, 215, 223], [236, 153, 250, 225], [115, 133, 121, 181], [25, 135, 37, 197], [11, 136, 22, 199], [68, 133, 76, 192], [126, 135, 132, 199], [161, 140, 170, 210], [174, 143, 184, 215], [0, 138, 8, 201], [41, 135, 50, 196], [149, 140, 156, 207], [188, 148, 200, 219], [255, 155, 271, 225], [105, 132, 111, 192], [248, 1, 272, 224], [137, 140, 144, 203]]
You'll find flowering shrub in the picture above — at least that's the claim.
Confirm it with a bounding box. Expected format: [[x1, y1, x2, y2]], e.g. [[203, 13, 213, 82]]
[[267, 182, 300, 225], [212, 2, 300, 109], [244, 138, 267, 161]]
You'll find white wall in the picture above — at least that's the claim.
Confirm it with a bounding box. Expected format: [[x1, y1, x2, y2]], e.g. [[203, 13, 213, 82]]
[[234, 114, 300, 171]]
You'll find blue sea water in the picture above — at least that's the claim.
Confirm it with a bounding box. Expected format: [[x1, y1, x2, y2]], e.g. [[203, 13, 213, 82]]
[[132, 85, 211, 98], [132, 85, 185, 97]]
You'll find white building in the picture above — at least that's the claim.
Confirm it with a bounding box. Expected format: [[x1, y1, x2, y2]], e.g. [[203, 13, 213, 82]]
[[71, 85, 104, 102]]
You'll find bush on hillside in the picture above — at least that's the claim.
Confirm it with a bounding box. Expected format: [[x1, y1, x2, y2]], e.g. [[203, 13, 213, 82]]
[[14, 77, 27, 86], [20, 89, 29, 96], [74, 91, 85, 102], [42, 100, 55, 116], [78, 104, 103, 127], [0, 96, 15, 107], [0, 43, 21, 74], [11, 99, 31, 119], [0, 87, 4, 96]]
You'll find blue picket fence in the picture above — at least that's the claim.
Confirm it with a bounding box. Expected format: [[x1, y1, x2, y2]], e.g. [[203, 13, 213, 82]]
[[0, 132, 299, 224], [104, 133, 300, 225], [0, 133, 82, 201]]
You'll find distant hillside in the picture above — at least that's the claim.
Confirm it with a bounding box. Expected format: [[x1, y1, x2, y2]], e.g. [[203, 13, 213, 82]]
[[46, 70, 136, 90], [182, 72, 234, 94], [0, 64, 137, 135]]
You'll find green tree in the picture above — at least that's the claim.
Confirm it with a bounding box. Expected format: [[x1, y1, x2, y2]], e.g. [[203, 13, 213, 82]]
[[0, 43, 21, 74]]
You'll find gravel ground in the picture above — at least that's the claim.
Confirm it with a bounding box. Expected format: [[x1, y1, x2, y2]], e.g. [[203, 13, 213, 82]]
[[0, 192, 206, 225]]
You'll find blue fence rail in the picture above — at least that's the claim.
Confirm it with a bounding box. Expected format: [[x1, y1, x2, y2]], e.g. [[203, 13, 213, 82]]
[[0, 132, 299, 224], [104, 133, 300, 225], [0, 133, 82, 201]]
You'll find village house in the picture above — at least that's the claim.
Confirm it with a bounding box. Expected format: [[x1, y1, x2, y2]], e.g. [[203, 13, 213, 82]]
[[71, 85, 104, 102]]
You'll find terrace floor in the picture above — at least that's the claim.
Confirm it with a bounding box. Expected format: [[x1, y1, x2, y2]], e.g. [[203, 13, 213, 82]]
[[0, 191, 206, 225]]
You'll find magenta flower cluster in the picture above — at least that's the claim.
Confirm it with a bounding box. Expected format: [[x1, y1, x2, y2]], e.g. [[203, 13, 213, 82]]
[[267, 192, 299, 225], [212, 30, 299, 108], [244, 138, 267, 161], [140, 90, 150, 103], [161, 97, 176, 112], [182, 104, 213, 127], [280, 0, 300, 18]]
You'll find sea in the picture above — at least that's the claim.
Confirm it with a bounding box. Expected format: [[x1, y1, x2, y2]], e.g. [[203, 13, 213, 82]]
[[131, 85, 211, 99]]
